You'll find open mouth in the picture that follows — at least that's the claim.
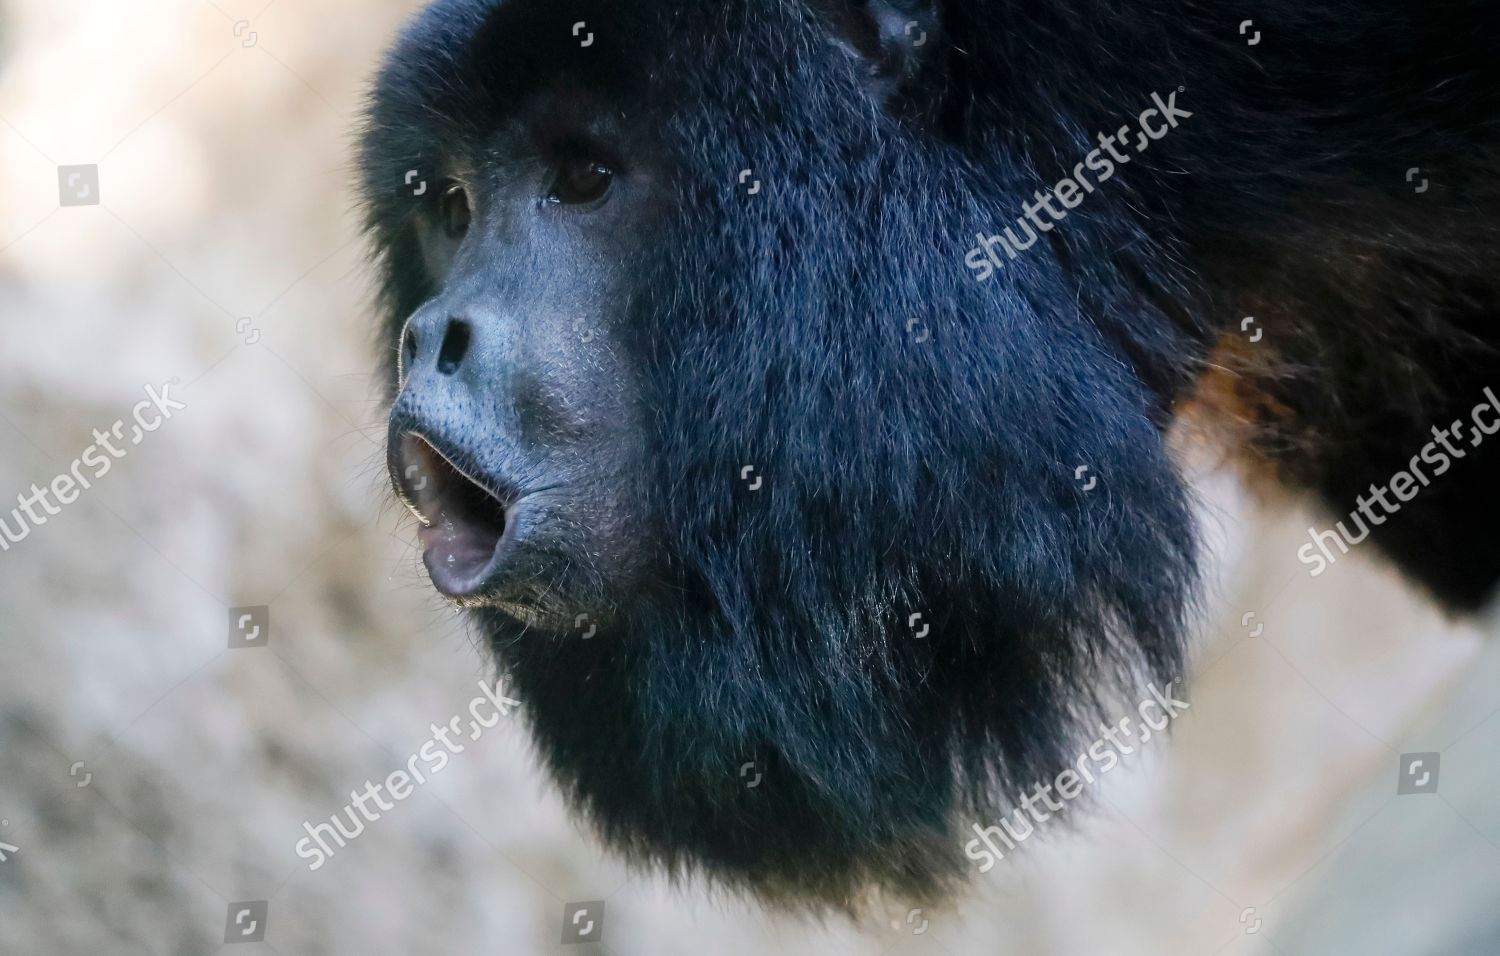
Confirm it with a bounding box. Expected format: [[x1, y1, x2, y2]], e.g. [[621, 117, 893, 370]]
[[391, 432, 513, 597]]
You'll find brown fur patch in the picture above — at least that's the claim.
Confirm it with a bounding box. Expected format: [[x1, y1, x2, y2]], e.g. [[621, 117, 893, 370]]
[[1174, 332, 1296, 493]]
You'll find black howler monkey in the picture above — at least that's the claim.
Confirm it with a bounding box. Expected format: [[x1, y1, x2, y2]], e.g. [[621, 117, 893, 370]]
[[360, 0, 1500, 908]]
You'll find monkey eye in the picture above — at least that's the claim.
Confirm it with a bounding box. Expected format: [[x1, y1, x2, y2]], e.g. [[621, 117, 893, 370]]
[[441, 184, 470, 238], [547, 159, 613, 205]]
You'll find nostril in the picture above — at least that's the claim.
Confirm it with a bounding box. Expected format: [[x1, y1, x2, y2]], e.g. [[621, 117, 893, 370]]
[[436, 318, 471, 376], [401, 324, 418, 376]]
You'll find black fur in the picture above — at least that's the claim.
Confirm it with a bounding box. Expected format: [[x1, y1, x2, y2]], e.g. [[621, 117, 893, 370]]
[[360, 0, 1500, 907]]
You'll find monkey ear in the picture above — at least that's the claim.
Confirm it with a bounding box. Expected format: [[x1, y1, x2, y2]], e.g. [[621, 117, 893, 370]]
[[812, 0, 942, 107]]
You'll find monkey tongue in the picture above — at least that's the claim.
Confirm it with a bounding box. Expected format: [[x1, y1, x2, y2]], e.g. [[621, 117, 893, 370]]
[[419, 511, 505, 596]]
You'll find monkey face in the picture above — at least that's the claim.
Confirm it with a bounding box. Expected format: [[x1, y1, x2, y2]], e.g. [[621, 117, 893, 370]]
[[383, 89, 668, 627]]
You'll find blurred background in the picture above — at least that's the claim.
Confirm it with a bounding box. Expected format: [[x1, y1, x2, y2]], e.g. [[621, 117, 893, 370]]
[[0, 1, 1497, 953]]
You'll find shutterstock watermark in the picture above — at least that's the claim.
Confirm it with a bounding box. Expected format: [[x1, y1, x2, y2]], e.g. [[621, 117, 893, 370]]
[[0, 381, 186, 552], [964, 89, 1192, 281], [1298, 386, 1500, 576], [963, 681, 1190, 872], [294, 678, 520, 870]]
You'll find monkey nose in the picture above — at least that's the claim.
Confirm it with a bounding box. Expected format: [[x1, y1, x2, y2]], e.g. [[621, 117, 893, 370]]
[[390, 432, 513, 597], [400, 315, 473, 383]]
